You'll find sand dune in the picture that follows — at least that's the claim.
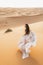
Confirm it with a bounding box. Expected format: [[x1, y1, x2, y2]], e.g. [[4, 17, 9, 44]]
[[0, 8, 43, 17], [0, 22, 43, 65], [0, 14, 43, 30], [0, 8, 43, 65], [0, 8, 43, 30]]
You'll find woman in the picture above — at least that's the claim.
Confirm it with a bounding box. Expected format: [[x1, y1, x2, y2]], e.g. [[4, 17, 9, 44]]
[[18, 24, 37, 59]]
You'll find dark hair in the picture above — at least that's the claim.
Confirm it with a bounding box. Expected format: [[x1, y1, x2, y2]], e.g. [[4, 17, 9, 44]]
[[25, 24, 30, 35]]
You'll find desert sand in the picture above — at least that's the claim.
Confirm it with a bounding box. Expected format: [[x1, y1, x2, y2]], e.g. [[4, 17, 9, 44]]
[[0, 8, 43, 65]]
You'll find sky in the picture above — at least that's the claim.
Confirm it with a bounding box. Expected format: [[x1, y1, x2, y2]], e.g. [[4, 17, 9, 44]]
[[0, 0, 43, 7]]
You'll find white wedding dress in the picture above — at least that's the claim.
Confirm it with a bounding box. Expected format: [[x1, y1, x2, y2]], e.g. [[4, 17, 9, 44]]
[[18, 31, 37, 59]]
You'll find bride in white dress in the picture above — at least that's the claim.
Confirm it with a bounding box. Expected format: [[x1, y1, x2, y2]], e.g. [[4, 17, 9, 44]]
[[18, 24, 37, 59]]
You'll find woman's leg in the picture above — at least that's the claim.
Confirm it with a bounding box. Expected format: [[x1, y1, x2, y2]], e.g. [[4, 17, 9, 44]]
[[21, 45, 30, 59], [18, 43, 26, 57], [18, 43, 30, 59], [20, 45, 28, 59], [25, 43, 31, 57]]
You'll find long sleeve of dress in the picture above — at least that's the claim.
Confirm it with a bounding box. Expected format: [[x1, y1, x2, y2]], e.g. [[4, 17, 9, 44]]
[[30, 31, 37, 47], [24, 31, 37, 48], [18, 31, 37, 50]]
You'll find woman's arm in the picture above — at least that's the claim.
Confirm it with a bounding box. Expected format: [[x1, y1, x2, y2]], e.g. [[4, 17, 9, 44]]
[[31, 31, 37, 47]]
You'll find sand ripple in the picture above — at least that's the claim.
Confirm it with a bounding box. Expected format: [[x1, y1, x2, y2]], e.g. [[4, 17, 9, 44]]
[[0, 8, 43, 17]]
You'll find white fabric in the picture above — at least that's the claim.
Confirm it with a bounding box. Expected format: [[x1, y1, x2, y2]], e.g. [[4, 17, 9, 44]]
[[18, 31, 37, 59], [18, 31, 37, 48]]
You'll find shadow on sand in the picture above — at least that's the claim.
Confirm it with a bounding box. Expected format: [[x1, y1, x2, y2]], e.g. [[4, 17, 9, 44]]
[[16, 50, 40, 65]]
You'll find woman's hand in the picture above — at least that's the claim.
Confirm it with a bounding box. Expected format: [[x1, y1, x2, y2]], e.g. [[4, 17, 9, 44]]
[[24, 39, 29, 44]]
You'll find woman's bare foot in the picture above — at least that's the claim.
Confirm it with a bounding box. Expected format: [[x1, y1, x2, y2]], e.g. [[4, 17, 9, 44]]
[[22, 53, 29, 59]]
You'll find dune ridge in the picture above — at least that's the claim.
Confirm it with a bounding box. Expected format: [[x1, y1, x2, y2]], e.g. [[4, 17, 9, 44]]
[[0, 14, 43, 30], [0, 8, 43, 17]]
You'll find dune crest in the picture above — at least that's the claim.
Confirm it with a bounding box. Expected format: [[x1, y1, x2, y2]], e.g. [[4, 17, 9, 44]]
[[0, 8, 43, 17]]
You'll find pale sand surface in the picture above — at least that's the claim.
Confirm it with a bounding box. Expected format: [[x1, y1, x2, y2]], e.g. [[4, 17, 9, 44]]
[[0, 8, 43, 65], [0, 22, 43, 65], [0, 14, 43, 30], [0, 8, 43, 17], [0, 8, 43, 30]]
